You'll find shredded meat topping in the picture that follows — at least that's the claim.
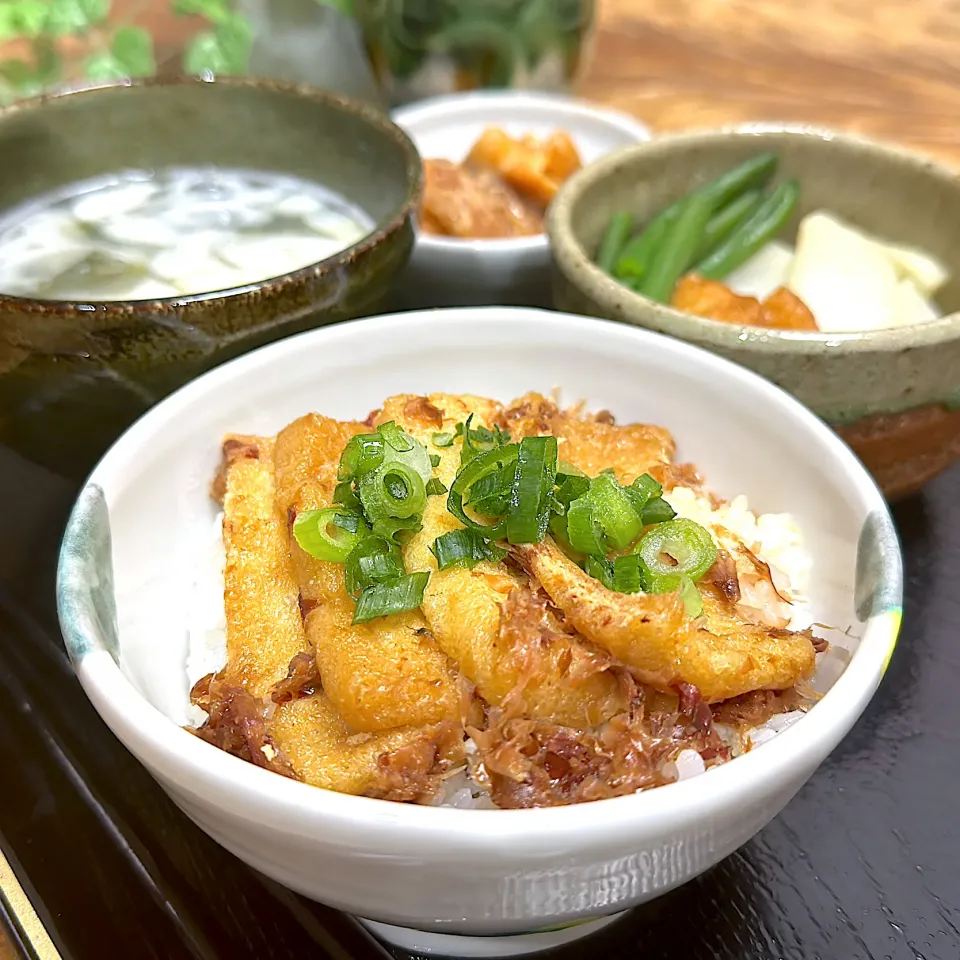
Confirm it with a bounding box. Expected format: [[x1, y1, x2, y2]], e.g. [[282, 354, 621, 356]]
[[190, 674, 297, 779], [364, 722, 465, 803], [704, 550, 741, 603], [270, 651, 321, 705], [711, 687, 807, 727], [649, 461, 703, 491]]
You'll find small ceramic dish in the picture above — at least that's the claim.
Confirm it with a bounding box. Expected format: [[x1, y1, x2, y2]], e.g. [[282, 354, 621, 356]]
[[0, 76, 421, 481], [548, 124, 960, 498], [391, 91, 649, 308], [58, 307, 902, 958]]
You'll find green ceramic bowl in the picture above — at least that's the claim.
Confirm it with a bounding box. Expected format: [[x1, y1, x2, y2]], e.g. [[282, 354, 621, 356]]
[[548, 125, 960, 498], [0, 76, 421, 479]]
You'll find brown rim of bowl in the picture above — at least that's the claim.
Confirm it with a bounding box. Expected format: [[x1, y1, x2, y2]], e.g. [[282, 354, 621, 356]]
[[0, 75, 423, 315], [548, 122, 960, 357]]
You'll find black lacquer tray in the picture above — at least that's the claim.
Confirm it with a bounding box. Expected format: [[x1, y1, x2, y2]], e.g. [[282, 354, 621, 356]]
[[1, 347, 959, 960]]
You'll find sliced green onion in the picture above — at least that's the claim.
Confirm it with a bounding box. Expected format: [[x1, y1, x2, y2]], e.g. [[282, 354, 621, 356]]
[[566, 498, 605, 556], [506, 436, 558, 545], [467, 462, 515, 518], [641, 497, 677, 526], [612, 555, 643, 594], [554, 472, 590, 510], [338, 433, 384, 481], [432, 431, 454, 448], [634, 518, 717, 584], [447, 443, 520, 538], [344, 536, 405, 597], [457, 415, 510, 466], [584, 556, 615, 589], [378, 420, 414, 452], [425, 478, 447, 496], [429, 454, 441, 467], [430, 529, 507, 571], [678, 576, 703, 617], [587, 473, 644, 550], [359, 460, 427, 520], [371, 516, 423, 543], [333, 480, 361, 510], [352, 572, 429, 625], [293, 508, 366, 563]]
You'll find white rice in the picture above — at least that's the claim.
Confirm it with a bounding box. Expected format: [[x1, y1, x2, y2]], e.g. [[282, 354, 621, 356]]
[[187, 487, 817, 800]]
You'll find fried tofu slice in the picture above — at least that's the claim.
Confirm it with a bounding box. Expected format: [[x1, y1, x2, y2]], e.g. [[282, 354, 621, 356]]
[[503, 392, 675, 484], [671, 275, 819, 332], [382, 394, 628, 728], [273, 411, 461, 734], [220, 437, 307, 699], [269, 693, 460, 796], [516, 538, 815, 703], [681, 590, 816, 703]]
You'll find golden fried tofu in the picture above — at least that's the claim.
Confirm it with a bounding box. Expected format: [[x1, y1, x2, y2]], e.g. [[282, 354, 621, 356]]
[[762, 286, 819, 331], [273, 410, 462, 734], [269, 692, 457, 796], [220, 438, 307, 699], [503, 392, 674, 484], [517, 539, 816, 703], [387, 394, 627, 728]]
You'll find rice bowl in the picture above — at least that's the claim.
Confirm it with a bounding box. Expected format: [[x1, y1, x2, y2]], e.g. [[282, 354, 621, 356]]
[[57, 307, 901, 955]]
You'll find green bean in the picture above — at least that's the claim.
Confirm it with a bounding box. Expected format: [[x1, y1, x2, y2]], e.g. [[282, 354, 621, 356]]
[[691, 189, 763, 265], [694, 179, 800, 280], [639, 192, 714, 303], [696, 152, 779, 210], [613, 205, 680, 281], [596, 211, 633, 273]]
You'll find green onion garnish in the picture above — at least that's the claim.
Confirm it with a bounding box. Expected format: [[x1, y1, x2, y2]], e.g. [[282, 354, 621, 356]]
[[466, 462, 515, 518], [565, 498, 605, 556], [352, 572, 429, 625], [425, 478, 448, 496], [505, 435, 558, 545], [634, 518, 717, 588], [292, 507, 367, 563], [432, 432, 454, 448], [456, 416, 511, 466], [333, 480, 362, 511], [359, 460, 427, 521], [371, 515, 423, 543], [429, 454, 441, 467], [378, 420, 414, 453], [586, 473, 644, 550], [612, 554, 643, 594], [344, 536, 405, 597], [338, 434, 385, 481], [447, 443, 520, 538], [584, 555, 615, 590], [677, 576, 704, 617], [641, 496, 676, 525], [430, 529, 507, 571]]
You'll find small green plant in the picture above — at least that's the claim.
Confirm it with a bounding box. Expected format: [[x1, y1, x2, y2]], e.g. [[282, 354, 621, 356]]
[[0, 0, 354, 103]]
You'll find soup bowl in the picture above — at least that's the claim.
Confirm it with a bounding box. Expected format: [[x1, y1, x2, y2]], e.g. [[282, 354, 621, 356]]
[[0, 76, 421, 480], [548, 125, 960, 499], [57, 307, 902, 957]]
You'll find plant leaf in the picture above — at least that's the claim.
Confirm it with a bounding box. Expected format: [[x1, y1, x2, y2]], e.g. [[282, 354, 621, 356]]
[[110, 25, 155, 76], [183, 13, 252, 76], [0, 0, 50, 40], [172, 0, 233, 23], [45, 0, 112, 36], [314, 0, 354, 13]]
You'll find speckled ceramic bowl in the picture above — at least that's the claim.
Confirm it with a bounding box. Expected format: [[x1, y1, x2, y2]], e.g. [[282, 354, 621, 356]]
[[548, 125, 960, 498], [0, 76, 421, 480]]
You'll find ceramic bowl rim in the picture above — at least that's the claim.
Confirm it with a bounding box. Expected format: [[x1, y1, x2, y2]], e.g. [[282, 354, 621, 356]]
[[57, 306, 902, 853], [0, 75, 422, 315], [548, 122, 960, 356], [392, 90, 650, 259]]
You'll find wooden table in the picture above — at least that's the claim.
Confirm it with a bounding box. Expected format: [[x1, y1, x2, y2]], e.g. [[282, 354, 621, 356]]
[[581, 0, 960, 164]]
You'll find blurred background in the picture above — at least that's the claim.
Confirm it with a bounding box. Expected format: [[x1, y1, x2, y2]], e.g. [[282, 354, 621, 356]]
[[0, 0, 953, 162]]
